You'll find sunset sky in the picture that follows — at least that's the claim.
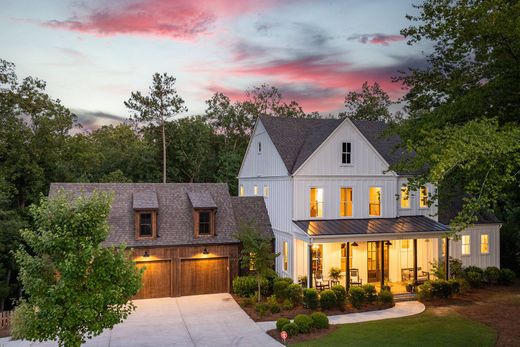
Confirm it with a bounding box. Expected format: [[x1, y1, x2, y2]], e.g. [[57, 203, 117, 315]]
[[1, 0, 430, 129]]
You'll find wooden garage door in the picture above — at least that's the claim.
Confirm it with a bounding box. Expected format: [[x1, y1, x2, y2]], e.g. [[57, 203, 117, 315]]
[[180, 258, 229, 296], [134, 260, 171, 299]]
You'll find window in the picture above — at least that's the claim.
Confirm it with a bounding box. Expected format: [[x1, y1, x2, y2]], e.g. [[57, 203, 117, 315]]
[[400, 185, 410, 209], [401, 239, 410, 249], [310, 187, 323, 217], [340, 243, 353, 272], [258, 141, 262, 153], [341, 142, 352, 164], [239, 185, 245, 197], [420, 186, 428, 208], [442, 238, 446, 257], [461, 235, 470, 255], [481, 234, 489, 254], [312, 244, 323, 275], [369, 187, 381, 216], [194, 209, 215, 237], [283, 241, 289, 272], [253, 185, 258, 196], [340, 187, 352, 217], [263, 185, 269, 198], [135, 211, 157, 239]]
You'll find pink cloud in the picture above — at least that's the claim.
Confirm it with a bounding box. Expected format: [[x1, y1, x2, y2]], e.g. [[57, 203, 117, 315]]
[[348, 33, 405, 46], [43, 0, 280, 40]]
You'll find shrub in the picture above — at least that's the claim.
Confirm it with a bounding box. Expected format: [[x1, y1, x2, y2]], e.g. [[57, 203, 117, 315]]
[[447, 279, 460, 295], [417, 282, 433, 301], [276, 317, 290, 332], [331, 285, 347, 309], [362, 284, 377, 303], [294, 314, 314, 333], [282, 298, 294, 310], [311, 312, 329, 329], [270, 304, 281, 313], [273, 278, 293, 300], [255, 303, 270, 316], [303, 288, 319, 310], [348, 286, 365, 309], [431, 257, 464, 279], [464, 266, 484, 277], [282, 322, 299, 337], [298, 275, 308, 287], [484, 267, 501, 285], [286, 283, 303, 305], [378, 289, 393, 304], [239, 295, 255, 308], [232, 276, 256, 297], [431, 279, 452, 298], [267, 295, 278, 306], [466, 271, 483, 288], [265, 271, 279, 294], [319, 289, 337, 310], [499, 268, 516, 285]]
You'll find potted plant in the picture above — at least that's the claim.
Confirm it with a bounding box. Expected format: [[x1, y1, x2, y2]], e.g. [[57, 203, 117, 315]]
[[406, 281, 414, 293], [329, 267, 342, 285], [298, 275, 308, 287]]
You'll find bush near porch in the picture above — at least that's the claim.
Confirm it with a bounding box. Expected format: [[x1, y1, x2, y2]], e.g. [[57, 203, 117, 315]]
[[233, 275, 394, 321]]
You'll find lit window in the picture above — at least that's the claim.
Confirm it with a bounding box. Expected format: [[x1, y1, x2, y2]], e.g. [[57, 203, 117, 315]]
[[401, 239, 410, 249], [310, 187, 323, 217], [341, 142, 352, 164], [258, 141, 262, 153], [312, 244, 323, 275], [253, 185, 258, 196], [481, 234, 489, 254], [263, 185, 269, 197], [239, 185, 245, 197], [340, 187, 352, 217], [340, 243, 353, 272], [400, 185, 410, 209], [461, 235, 470, 255], [420, 186, 428, 208], [283, 241, 289, 272], [369, 187, 381, 216], [442, 238, 446, 257]]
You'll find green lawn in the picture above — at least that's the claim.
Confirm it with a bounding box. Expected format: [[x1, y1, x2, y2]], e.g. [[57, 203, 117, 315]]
[[293, 309, 497, 347]]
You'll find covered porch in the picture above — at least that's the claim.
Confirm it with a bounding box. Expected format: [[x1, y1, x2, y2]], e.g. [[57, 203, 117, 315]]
[[293, 216, 450, 294]]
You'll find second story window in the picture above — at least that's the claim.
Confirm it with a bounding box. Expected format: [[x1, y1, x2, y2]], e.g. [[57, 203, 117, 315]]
[[400, 185, 410, 209], [420, 186, 429, 208], [135, 211, 157, 239], [310, 187, 323, 217], [341, 142, 352, 164], [253, 185, 258, 196], [481, 234, 489, 254], [194, 209, 215, 237], [461, 235, 470, 255], [239, 185, 245, 197], [263, 185, 269, 198], [369, 187, 381, 216], [340, 187, 352, 217]]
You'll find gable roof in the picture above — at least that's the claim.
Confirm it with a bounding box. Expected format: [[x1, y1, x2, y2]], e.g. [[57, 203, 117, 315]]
[[259, 116, 407, 174], [49, 183, 273, 247], [231, 196, 273, 239]]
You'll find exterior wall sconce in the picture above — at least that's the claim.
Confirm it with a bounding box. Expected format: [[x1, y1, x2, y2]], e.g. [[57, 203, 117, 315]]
[[385, 241, 392, 246], [143, 250, 150, 258], [202, 248, 209, 255], [352, 242, 359, 247]]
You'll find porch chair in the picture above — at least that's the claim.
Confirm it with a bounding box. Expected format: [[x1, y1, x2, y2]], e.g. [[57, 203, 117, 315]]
[[349, 269, 363, 286], [314, 274, 330, 291]]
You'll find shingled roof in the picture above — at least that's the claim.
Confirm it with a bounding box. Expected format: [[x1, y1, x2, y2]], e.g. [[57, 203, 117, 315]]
[[49, 183, 273, 247], [259, 116, 408, 174], [231, 196, 273, 239]]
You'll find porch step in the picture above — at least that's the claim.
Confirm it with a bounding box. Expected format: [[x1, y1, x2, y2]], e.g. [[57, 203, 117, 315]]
[[394, 293, 418, 302]]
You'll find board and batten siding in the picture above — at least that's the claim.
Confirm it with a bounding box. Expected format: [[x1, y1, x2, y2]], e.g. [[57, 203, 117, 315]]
[[446, 224, 501, 268], [238, 120, 288, 178], [397, 178, 438, 221], [295, 118, 392, 177]]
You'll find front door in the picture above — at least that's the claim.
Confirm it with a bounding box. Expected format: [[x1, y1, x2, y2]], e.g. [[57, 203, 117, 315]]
[[367, 241, 389, 283]]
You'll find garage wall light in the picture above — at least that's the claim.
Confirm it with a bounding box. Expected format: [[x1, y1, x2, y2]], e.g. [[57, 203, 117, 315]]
[[143, 251, 150, 258], [202, 248, 209, 255]]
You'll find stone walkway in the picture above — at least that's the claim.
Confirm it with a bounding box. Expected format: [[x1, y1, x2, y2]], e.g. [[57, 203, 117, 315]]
[[257, 301, 426, 331]]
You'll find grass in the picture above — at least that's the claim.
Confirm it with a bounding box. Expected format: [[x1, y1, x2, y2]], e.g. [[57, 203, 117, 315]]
[[292, 309, 497, 347]]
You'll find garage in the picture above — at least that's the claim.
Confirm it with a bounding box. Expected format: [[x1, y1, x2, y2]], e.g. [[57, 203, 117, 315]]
[[134, 260, 172, 299], [180, 257, 229, 296]]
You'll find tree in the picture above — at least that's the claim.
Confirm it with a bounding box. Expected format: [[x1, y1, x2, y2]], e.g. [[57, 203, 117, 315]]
[[12, 191, 142, 346], [343, 81, 397, 122], [393, 0, 520, 241], [125, 73, 187, 183], [235, 223, 278, 302]]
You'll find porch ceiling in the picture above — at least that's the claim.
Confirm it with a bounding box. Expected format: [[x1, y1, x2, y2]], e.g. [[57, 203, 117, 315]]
[[294, 216, 449, 237]]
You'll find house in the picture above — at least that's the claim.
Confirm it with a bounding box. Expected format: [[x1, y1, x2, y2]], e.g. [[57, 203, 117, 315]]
[[238, 116, 501, 291], [49, 183, 273, 299]]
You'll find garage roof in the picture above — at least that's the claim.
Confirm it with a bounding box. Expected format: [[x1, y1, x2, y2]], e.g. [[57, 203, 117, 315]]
[[187, 192, 217, 209], [133, 190, 159, 210]]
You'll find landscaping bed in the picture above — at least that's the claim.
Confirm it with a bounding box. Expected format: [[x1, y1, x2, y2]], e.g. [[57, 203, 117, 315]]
[[266, 325, 338, 344]]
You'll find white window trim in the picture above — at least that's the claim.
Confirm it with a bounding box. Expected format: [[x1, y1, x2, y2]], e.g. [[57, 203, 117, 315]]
[[400, 185, 411, 210], [253, 185, 258, 196], [282, 241, 289, 273], [461, 235, 471, 256], [419, 186, 429, 209], [263, 185, 269, 198], [368, 186, 382, 217], [339, 186, 353, 218], [480, 234, 490, 255], [309, 186, 324, 219]]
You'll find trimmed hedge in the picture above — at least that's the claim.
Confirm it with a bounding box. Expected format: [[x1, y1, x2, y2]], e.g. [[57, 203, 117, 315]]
[[303, 288, 319, 310], [431, 279, 452, 298], [276, 317, 290, 332], [282, 298, 294, 310], [378, 289, 393, 304], [311, 312, 329, 329], [362, 284, 377, 303], [348, 286, 365, 309], [294, 314, 313, 333], [282, 322, 299, 337], [465, 271, 483, 288], [319, 289, 337, 310], [232, 276, 268, 297], [499, 268, 516, 285], [286, 283, 303, 305], [331, 285, 347, 309], [417, 281, 433, 301], [484, 267, 500, 284], [255, 302, 270, 316], [273, 277, 293, 300]]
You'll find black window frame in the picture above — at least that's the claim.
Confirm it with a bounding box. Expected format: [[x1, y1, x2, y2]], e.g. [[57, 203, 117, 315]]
[[198, 211, 211, 235], [342, 142, 352, 164]]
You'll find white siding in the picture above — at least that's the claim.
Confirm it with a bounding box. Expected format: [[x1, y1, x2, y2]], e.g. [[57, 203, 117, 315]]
[[448, 224, 501, 268], [397, 179, 438, 221], [274, 230, 294, 278], [238, 120, 288, 178], [295, 118, 392, 177]]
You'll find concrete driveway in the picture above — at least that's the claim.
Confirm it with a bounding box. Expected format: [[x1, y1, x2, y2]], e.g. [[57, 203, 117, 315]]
[[0, 294, 282, 347]]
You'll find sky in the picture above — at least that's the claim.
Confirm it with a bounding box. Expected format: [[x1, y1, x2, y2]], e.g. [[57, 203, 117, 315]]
[[0, 0, 429, 130]]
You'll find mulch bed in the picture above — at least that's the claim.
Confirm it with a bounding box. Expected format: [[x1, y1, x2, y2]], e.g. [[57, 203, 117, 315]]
[[424, 283, 520, 347], [266, 325, 338, 344], [0, 328, 9, 338], [232, 294, 394, 321]]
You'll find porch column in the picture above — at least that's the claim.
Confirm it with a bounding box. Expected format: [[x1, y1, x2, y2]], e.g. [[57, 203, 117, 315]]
[[413, 239, 418, 285], [346, 242, 350, 291], [308, 243, 313, 288], [380, 240, 385, 290], [444, 237, 450, 280]]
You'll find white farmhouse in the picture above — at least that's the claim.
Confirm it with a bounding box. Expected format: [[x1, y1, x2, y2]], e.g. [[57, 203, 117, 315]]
[[238, 116, 501, 292]]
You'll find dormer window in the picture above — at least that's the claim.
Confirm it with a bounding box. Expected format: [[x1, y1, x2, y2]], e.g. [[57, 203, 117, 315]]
[[135, 210, 158, 239], [187, 192, 217, 238], [341, 142, 352, 165]]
